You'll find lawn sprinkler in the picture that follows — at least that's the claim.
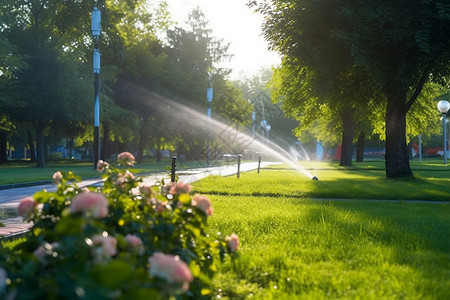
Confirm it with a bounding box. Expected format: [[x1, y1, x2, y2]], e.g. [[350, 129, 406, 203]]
[[311, 176, 319, 181]]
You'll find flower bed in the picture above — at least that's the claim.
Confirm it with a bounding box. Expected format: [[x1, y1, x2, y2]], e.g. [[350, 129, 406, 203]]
[[0, 152, 239, 299]]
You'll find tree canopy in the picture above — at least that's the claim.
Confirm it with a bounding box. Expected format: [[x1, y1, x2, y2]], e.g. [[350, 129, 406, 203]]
[[0, 1, 255, 166], [255, 0, 450, 177]]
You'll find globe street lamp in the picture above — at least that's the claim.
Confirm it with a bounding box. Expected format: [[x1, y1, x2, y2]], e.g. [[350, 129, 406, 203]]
[[437, 100, 450, 164], [92, 7, 101, 169]]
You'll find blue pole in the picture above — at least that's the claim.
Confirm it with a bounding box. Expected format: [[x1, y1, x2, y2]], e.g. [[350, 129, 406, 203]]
[[207, 77, 213, 166], [92, 7, 101, 169]]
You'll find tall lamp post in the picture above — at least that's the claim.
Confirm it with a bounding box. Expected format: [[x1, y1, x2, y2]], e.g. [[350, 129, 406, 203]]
[[206, 75, 213, 166], [252, 111, 256, 138], [437, 100, 450, 164], [91, 7, 101, 169]]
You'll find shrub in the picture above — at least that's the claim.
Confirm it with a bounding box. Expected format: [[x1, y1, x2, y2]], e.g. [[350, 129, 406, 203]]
[[0, 153, 239, 299]]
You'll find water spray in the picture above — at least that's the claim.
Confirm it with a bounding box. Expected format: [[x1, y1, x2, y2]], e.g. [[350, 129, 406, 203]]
[[121, 83, 316, 180]]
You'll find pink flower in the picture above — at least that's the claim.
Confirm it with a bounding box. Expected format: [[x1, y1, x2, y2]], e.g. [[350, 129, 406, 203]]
[[169, 182, 192, 195], [17, 197, 37, 220], [96, 160, 109, 172], [148, 252, 193, 292], [125, 234, 144, 255], [192, 194, 213, 216], [139, 183, 154, 198], [52, 171, 63, 184], [117, 152, 135, 166], [70, 192, 108, 218], [125, 170, 135, 180], [91, 234, 117, 263], [115, 174, 125, 188], [161, 182, 176, 196], [225, 233, 240, 252], [155, 200, 169, 214]]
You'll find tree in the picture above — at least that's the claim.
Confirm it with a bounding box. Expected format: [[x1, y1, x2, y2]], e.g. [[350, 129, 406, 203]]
[[0, 0, 151, 165], [255, 0, 450, 178], [270, 57, 382, 165], [0, 0, 97, 166]]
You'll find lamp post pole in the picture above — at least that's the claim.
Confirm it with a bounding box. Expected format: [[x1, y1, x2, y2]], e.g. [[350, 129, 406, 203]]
[[206, 75, 213, 166], [437, 100, 450, 165], [92, 7, 101, 169], [252, 111, 256, 138]]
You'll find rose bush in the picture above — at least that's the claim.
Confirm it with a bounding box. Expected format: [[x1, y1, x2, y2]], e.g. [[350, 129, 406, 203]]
[[0, 152, 239, 299]]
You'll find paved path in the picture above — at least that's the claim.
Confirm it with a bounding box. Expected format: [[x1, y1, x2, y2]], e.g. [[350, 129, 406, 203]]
[[0, 162, 277, 237]]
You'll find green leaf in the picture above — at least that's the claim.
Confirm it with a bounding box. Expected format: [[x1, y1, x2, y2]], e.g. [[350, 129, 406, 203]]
[[121, 288, 160, 300], [33, 190, 53, 204], [92, 260, 134, 289], [54, 216, 84, 235]]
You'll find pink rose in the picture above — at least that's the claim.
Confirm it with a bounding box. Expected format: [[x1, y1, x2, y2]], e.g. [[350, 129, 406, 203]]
[[225, 233, 240, 252], [192, 194, 213, 216], [169, 182, 192, 195], [155, 200, 169, 214], [17, 197, 37, 220], [148, 252, 193, 292], [125, 234, 144, 255], [90, 234, 117, 264], [70, 192, 108, 218], [117, 152, 135, 166], [52, 171, 63, 184], [96, 160, 109, 172], [139, 183, 154, 198], [92, 234, 117, 257], [115, 174, 126, 188], [161, 182, 176, 196]]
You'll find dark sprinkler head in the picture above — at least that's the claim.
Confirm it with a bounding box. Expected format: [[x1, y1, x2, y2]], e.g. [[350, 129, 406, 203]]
[[311, 176, 319, 181]]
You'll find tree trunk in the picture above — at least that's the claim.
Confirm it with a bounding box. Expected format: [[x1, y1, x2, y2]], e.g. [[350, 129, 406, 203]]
[[339, 107, 355, 166], [0, 131, 7, 163], [385, 90, 412, 178], [36, 124, 46, 168], [356, 132, 365, 162], [27, 129, 37, 163]]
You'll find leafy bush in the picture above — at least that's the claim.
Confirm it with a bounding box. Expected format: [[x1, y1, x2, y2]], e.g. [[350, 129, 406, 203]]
[[0, 152, 239, 299]]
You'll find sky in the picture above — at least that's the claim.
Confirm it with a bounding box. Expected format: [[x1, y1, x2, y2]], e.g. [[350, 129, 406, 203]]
[[163, 0, 281, 79]]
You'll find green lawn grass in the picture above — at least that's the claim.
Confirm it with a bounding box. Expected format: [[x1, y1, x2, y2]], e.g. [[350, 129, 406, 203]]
[[0, 159, 207, 185], [193, 160, 450, 201], [189, 165, 450, 299], [205, 195, 450, 299], [1, 159, 449, 298]]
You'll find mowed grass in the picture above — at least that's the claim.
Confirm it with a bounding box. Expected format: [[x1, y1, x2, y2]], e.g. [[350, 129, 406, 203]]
[[204, 195, 450, 299], [1, 160, 449, 298], [190, 165, 450, 299], [0, 159, 206, 185], [193, 161, 450, 201]]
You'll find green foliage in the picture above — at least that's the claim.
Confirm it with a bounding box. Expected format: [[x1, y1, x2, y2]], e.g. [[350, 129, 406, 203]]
[[0, 154, 238, 299], [211, 77, 253, 126], [256, 0, 450, 177]]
